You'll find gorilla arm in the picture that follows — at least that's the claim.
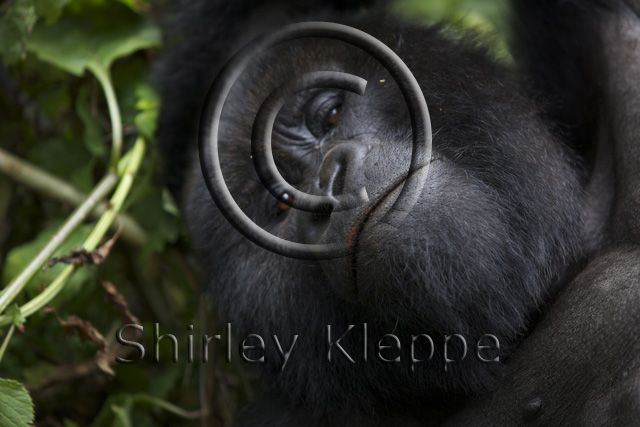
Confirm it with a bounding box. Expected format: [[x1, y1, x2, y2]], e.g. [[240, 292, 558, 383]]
[[445, 2, 640, 425]]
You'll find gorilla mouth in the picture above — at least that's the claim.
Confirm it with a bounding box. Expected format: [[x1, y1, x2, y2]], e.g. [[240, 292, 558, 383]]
[[345, 159, 438, 297]]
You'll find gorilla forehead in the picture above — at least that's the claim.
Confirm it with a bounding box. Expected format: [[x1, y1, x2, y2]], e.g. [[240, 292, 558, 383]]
[[221, 18, 561, 174]]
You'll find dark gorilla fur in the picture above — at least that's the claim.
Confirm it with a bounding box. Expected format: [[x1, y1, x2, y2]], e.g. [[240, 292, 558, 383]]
[[156, 0, 608, 425]]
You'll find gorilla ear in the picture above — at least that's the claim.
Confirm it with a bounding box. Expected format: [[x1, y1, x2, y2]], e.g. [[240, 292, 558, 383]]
[[601, 1, 640, 244]]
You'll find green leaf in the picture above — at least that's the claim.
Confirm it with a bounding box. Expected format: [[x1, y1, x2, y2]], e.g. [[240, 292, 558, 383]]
[[26, 137, 92, 183], [90, 394, 130, 427], [66, 0, 109, 14], [71, 157, 97, 193], [33, 0, 71, 22], [5, 304, 26, 327], [146, 364, 180, 399], [115, 0, 152, 14], [130, 189, 180, 256], [76, 85, 108, 159], [134, 82, 160, 140], [27, 2, 161, 76], [392, 0, 511, 61], [161, 189, 179, 218], [0, 0, 37, 64], [0, 378, 35, 426], [134, 83, 159, 111], [134, 110, 156, 141], [111, 404, 133, 427], [112, 57, 146, 126]]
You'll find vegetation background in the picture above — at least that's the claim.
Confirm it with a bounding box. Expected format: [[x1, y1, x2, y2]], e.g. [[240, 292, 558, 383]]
[[0, 0, 508, 425]]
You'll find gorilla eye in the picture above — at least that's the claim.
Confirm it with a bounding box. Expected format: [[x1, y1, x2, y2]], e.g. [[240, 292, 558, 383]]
[[305, 91, 343, 137], [277, 201, 290, 211], [325, 106, 341, 127], [277, 192, 291, 211]]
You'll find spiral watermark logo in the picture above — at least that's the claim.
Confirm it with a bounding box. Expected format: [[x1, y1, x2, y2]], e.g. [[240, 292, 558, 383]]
[[198, 22, 432, 260]]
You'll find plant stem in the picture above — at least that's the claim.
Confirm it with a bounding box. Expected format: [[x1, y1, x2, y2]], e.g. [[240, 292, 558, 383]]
[[89, 63, 122, 172], [129, 394, 203, 419], [85, 138, 145, 251], [0, 147, 90, 208], [0, 174, 117, 315], [0, 147, 147, 245], [0, 324, 15, 364], [0, 137, 146, 326]]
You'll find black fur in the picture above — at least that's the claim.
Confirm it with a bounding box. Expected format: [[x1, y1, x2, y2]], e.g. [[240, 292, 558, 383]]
[[156, 1, 609, 425]]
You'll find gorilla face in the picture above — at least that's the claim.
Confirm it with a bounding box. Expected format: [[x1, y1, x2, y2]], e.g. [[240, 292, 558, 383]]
[[177, 15, 586, 419]]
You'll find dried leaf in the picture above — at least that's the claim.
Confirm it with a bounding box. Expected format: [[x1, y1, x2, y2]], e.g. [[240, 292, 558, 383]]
[[62, 316, 106, 350], [45, 308, 106, 350], [95, 351, 115, 376], [44, 307, 116, 376], [44, 226, 121, 270], [99, 279, 141, 325]]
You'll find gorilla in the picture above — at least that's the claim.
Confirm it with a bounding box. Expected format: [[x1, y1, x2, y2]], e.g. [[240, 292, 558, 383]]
[[157, 0, 640, 425]]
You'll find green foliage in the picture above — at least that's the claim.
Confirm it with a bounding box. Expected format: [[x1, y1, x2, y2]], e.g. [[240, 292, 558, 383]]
[[76, 85, 108, 159], [0, 0, 70, 64], [0, 0, 211, 424], [0, 378, 35, 426], [133, 83, 159, 140], [6, 304, 26, 326], [2, 223, 94, 298], [27, 2, 160, 76], [392, 0, 511, 60], [33, 0, 71, 21], [0, 0, 38, 65]]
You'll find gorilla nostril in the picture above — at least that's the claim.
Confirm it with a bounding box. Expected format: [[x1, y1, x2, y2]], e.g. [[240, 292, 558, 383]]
[[317, 202, 334, 217], [318, 143, 370, 200], [322, 157, 347, 197]]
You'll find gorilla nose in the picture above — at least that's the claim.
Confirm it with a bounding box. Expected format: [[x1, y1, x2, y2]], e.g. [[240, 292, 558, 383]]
[[318, 143, 371, 202]]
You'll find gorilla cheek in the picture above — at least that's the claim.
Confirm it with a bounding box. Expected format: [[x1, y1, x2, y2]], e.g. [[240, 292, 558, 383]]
[[349, 162, 512, 331]]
